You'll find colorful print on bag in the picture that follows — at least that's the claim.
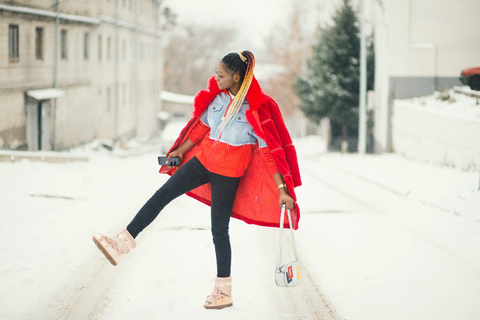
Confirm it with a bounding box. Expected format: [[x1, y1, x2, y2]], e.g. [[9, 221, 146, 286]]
[[287, 266, 294, 284], [283, 263, 302, 285], [276, 261, 303, 287]]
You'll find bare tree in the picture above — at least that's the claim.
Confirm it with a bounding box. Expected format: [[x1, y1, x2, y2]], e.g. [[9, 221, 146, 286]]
[[164, 25, 237, 95], [263, 0, 317, 119]]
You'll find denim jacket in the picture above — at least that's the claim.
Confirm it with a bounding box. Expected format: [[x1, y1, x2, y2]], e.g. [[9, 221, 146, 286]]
[[200, 92, 268, 148]]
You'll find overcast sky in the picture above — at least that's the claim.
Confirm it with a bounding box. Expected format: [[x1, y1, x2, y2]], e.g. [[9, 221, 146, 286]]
[[163, 0, 344, 54]]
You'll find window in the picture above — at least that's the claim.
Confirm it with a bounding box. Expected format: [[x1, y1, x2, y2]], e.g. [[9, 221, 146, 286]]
[[84, 32, 89, 60], [107, 87, 111, 111], [61, 29, 67, 59], [9, 25, 19, 61], [122, 39, 126, 61], [130, 39, 134, 62], [131, 82, 134, 103], [123, 84, 127, 106], [98, 35, 102, 60], [107, 37, 111, 60], [35, 27, 44, 60]]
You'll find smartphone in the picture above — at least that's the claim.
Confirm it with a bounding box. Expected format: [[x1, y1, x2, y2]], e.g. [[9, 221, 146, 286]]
[[158, 156, 181, 166]]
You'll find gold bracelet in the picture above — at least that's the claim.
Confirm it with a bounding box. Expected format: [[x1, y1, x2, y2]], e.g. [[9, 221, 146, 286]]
[[277, 183, 287, 190]]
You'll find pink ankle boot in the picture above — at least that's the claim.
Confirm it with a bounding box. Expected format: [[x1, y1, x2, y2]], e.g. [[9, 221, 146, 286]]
[[93, 229, 136, 266], [204, 276, 233, 309]]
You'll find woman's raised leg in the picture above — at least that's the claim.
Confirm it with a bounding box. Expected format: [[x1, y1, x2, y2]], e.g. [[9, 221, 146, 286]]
[[127, 157, 209, 238]]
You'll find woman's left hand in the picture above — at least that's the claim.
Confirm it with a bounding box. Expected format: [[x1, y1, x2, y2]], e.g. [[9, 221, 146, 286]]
[[279, 188, 294, 210]]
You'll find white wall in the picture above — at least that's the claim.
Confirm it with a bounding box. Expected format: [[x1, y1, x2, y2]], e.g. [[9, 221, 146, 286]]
[[392, 101, 480, 171], [379, 0, 480, 79], [372, 0, 480, 153]]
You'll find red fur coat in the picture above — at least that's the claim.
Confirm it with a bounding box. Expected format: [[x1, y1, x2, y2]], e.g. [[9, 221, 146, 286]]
[[160, 75, 302, 229]]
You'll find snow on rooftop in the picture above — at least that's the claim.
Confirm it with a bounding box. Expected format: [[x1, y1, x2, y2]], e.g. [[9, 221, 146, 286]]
[[254, 63, 287, 82], [26, 88, 65, 100], [0, 4, 100, 24], [160, 91, 195, 104]]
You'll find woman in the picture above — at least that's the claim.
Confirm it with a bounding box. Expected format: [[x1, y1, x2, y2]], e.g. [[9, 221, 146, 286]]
[[93, 50, 302, 309]]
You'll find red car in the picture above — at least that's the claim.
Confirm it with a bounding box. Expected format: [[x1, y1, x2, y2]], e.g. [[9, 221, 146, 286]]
[[460, 66, 480, 91]]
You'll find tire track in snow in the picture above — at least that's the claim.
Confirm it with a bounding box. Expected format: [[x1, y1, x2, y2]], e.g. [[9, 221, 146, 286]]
[[37, 257, 117, 320], [315, 157, 464, 217], [63, 260, 116, 320], [301, 158, 393, 215], [271, 230, 344, 320]]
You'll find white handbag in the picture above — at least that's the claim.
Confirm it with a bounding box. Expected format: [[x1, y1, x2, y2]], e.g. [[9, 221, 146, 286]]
[[275, 204, 303, 287]]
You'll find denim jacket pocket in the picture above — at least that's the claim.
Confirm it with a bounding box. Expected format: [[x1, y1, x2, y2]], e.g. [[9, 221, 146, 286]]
[[232, 112, 249, 133], [234, 113, 248, 123], [223, 111, 256, 145], [207, 103, 225, 127]]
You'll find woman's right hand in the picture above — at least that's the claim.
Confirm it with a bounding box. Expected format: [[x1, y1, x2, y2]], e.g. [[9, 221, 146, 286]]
[[166, 149, 183, 168], [165, 138, 195, 168]]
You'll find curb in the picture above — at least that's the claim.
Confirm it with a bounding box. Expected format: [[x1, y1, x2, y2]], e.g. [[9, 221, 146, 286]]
[[0, 150, 89, 163]]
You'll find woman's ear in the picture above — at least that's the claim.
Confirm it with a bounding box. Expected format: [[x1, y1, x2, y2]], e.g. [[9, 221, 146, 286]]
[[234, 73, 240, 83]]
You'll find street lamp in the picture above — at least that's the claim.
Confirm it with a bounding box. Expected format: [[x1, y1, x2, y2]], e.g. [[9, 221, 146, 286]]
[[358, 0, 367, 154], [358, 0, 383, 154]]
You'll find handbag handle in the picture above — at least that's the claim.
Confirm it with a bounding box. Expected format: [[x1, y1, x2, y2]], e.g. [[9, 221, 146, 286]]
[[276, 204, 299, 267]]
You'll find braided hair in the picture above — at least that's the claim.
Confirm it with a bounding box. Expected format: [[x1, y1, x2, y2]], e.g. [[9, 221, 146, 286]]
[[217, 50, 255, 135]]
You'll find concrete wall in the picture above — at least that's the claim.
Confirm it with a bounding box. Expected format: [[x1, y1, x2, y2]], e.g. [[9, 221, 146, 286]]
[[0, 0, 163, 150], [392, 101, 480, 171]]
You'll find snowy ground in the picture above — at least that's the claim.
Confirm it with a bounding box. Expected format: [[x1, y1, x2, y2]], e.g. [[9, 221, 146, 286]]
[[0, 135, 479, 319]]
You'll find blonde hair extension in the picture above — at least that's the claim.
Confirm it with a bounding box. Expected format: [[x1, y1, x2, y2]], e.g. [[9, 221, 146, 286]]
[[216, 51, 255, 136]]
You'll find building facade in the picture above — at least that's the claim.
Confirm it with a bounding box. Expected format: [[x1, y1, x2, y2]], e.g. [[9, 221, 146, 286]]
[[0, 0, 164, 150], [371, 0, 480, 152]]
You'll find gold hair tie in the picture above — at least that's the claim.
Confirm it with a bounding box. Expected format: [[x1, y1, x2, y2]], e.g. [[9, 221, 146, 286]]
[[238, 52, 247, 63]]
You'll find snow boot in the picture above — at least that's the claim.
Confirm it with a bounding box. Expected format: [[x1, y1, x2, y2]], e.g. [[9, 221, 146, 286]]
[[93, 229, 136, 266], [204, 276, 233, 309]]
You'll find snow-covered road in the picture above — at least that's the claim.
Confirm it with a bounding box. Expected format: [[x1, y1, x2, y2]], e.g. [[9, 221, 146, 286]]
[[297, 155, 480, 320], [1, 136, 479, 319]]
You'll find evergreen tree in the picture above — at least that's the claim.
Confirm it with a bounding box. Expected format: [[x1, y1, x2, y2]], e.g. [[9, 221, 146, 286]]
[[296, 0, 374, 147]]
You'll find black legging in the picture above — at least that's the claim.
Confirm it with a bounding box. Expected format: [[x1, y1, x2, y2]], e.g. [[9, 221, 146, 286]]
[[127, 156, 240, 277]]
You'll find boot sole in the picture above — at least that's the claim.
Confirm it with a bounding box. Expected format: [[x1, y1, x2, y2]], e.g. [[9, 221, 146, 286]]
[[93, 236, 118, 266], [204, 302, 233, 309]]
